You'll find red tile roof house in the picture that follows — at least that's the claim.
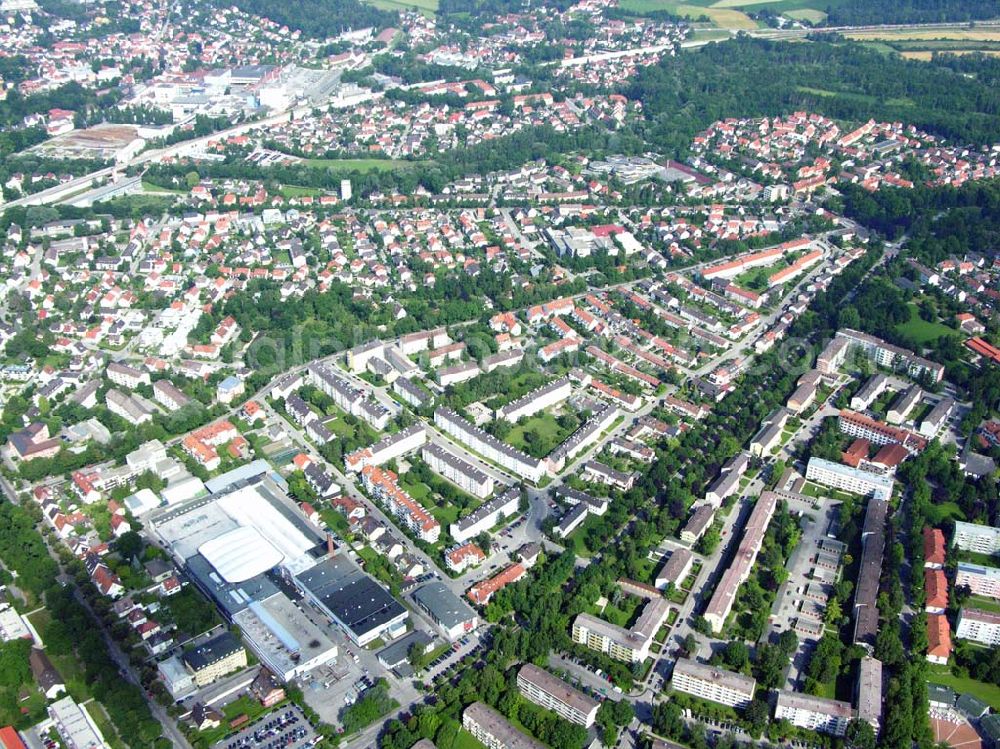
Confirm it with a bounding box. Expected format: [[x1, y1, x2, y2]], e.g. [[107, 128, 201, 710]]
[[924, 527, 946, 569], [926, 614, 952, 665]]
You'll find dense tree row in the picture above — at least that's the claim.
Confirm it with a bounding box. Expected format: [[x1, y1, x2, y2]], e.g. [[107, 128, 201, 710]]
[[206, 0, 396, 38], [824, 0, 1000, 27], [627, 37, 1000, 152]]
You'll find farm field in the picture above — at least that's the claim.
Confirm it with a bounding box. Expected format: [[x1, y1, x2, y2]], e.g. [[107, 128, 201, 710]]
[[846, 28, 1000, 42], [619, 0, 757, 28], [901, 49, 1000, 60], [621, 0, 852, 26]]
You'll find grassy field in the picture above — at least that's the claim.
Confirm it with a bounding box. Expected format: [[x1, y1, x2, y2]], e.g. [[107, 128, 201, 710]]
[[896, 303, 959, 345], [902, 50, 1000, 60], [967, 596, 1000, 615], [927, 667, 1000, 711], [621, 0, 852, 26], [847, 29, 1000, 43], [505, 412, 571, 459], [925, 501, 965, 525], [619, 0, 756, 28], [368, 0, 437, 14], [592, 594, 644, 628], [279, 185, 323, 198], [398, 474, 462, 527], [302, 158, 416, 172], [453, 728, 487, 749]]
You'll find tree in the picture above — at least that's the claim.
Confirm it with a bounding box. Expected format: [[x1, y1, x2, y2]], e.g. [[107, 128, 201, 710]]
[[115, 530, 144, 562], [845, 719, 877, 749]]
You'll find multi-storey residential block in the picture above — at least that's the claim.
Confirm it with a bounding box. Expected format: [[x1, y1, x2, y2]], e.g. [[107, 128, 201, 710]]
[[670, 658, 756, 708], [422, 443, 494, 498], [774, 691, 853, 737], [838, 410, 926, 453], [152, 379, 190, 410], [516, 664, 600, 727], [435, 409, 546, 482], [831, 329, 944, 383], [703, 490, 778, 632], [953, 521, 1000, 555], [856, 656, 883, 733], [450, 487, 520, 543], [571, 594, 669, 663], [360, 466, 440, 543], [956, 562, 1000, 599], [345, 424, 427, 473], [956, 607, 1000, 645], [107, 361, 150, 389], [681, 504, 716, 544], [495, 377, 572, 422], [805, 457, 894, 500], [463, 702, 545, 749]]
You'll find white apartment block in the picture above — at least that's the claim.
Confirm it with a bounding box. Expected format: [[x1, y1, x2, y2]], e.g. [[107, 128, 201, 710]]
[[435, 408, 546, 483], [774, 691, 853, 737], [462, 702, 546, 749], [422, 443, 494, 499], [953, 521, 1000, 555], [345, 424, 427, 472], [955, 562, 1000, 599], [449, 487, 520, 544], [152, 379, 190, 410], [516, 664, 600, 727], [495, 377, 572, 422], [399, 328, 450, 356], [670, 658, 756, 709], [956, 607, 1000, 645], [805, 458, 894, 501], [107, 361, 150, 390], [571, 596, 670, 664]]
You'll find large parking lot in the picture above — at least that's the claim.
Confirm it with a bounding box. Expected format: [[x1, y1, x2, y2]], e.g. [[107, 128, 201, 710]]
[[214, 705, 317, 749]]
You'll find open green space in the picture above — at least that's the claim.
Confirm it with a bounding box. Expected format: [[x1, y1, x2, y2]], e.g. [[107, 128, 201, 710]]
[[366, 0, 437, 14], [928, 666, 1000, 711], [590, 594, 644, 628], [966, 596, 1000, 615], [453, 728, 488, 749], [924, 501, 965, 525], [564, 512, 606, 558], [279, 184, 324, 198], [505, 412, 573, 459], [896, 303, 959, 345], [27, 609, 91, 701], [398, 471, 465, 528], [302, 158, 418, 172]]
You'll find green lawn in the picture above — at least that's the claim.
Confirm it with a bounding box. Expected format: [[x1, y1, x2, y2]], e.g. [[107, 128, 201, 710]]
[[398, 474, 462, 527], [927, 667, 1000, 711], [925, 501, 965, 525], [565, 513, 605, 558], [505, 412, 571, 459], [591, 595, 643, 628], [453, 727, 487, 749], [279, 184, 323, 198], [966, 596, 1000, 615], [302, 158, 417, 172], [367, 0, 437, 14], [896, 303, 959, 345]]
